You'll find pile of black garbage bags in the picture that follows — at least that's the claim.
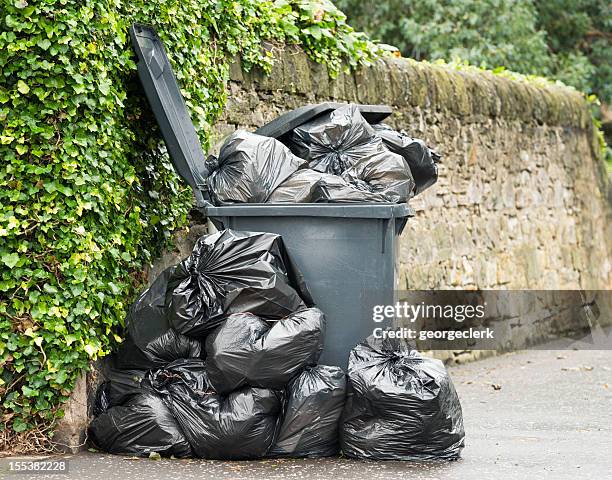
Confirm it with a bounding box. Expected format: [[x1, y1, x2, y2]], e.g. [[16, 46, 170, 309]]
[[205, 104, 440, 205], [89, 228, 464, 461]]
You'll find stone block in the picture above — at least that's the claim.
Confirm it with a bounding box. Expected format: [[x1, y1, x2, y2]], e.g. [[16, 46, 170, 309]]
[[53, 374, 88, 453], [283, 50, 312, 95]]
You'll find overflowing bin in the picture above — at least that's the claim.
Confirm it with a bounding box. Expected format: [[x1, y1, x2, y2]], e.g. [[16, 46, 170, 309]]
[[130, 24, 434, 367], [87, 24, 464, 462]]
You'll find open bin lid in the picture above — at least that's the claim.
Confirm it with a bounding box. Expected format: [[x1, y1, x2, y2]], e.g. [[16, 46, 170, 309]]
[[254, 103, 392, 139], [129, 24, 208, 206]]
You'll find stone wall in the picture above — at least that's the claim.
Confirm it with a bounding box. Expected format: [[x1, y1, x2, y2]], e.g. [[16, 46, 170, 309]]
[[215, 48, 611, 292]]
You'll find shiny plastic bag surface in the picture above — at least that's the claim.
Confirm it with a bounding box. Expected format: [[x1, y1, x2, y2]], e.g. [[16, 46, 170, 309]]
[[89, 391, 192, 458], [287, 105, 414, 202], [269, 365, 346, 458], [115, 266, 202, 370], [268, 169, 389, 203], [372, 123, 439, 195], [206, 308, 325, 394], [341, 336, 465, 461], [148, 359, 283, 459], [206, 130, 307, 205], [166, 229, 312, 337], [93, 363, 146, 415]]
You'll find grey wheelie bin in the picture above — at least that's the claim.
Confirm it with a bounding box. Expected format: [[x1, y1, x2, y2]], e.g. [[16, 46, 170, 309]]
[[130, 24, 413, 367]]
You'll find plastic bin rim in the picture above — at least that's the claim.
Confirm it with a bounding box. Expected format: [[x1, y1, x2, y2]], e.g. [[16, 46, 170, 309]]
[[202, 202, 414, 219]]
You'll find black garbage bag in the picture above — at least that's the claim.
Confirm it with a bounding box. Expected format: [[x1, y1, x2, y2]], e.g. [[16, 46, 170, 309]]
[[205, 308, 324, 394], [340, 149, 415, 203], [114, 266, 202, 370], [89, 391, 192, 458], [206, 130, 307, 205], [93, 363, 147, 415], [92, 381, 112, 417], [268, 365, 346, 458], [142, 358, 211, 395], [340, 336, 465, 461], [268, 169, 389, 203], [147, 359, 283, 459], [166, 229, 313, 337], [116, 328, 202, 370], [173, 386, 282, 460], [372, 123, 440, 195], [288, 104, 377, 174], [286, 104, 414, 202]]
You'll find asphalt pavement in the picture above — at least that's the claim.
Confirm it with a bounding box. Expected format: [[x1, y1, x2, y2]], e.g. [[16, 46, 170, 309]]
[[2, 346, 611, 480]]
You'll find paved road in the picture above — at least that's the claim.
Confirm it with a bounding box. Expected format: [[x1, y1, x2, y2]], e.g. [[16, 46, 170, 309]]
[[2, 347, 611, 480]]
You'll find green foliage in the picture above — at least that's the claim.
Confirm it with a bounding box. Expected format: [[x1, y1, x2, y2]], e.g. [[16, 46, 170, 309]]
[[536, 0, 611, 104], [274, 0, 383, 74], [336, 1, 551, 73], [0, 0, 380, 441], [337, 0, 611, 103]]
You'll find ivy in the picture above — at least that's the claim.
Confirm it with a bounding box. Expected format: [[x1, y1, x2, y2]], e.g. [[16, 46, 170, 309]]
[[0, 0, 381, 446], [274, 0, 384, 75]]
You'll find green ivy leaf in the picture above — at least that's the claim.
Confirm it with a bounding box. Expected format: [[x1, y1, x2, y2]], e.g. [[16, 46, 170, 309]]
[[12, 418, 29, 433], [22, 385, 39, 398], [17, 80, 30, 95], [1, 252, 20, 269], [99, 80, 111, 96], [83, 344, 97, 357], [107, 282, 121, 295], [43, 284, 58, 294], [37, 38, 52, 51]]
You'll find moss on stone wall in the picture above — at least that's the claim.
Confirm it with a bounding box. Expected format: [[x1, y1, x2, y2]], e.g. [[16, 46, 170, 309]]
[[236, 50, 592, 129]]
